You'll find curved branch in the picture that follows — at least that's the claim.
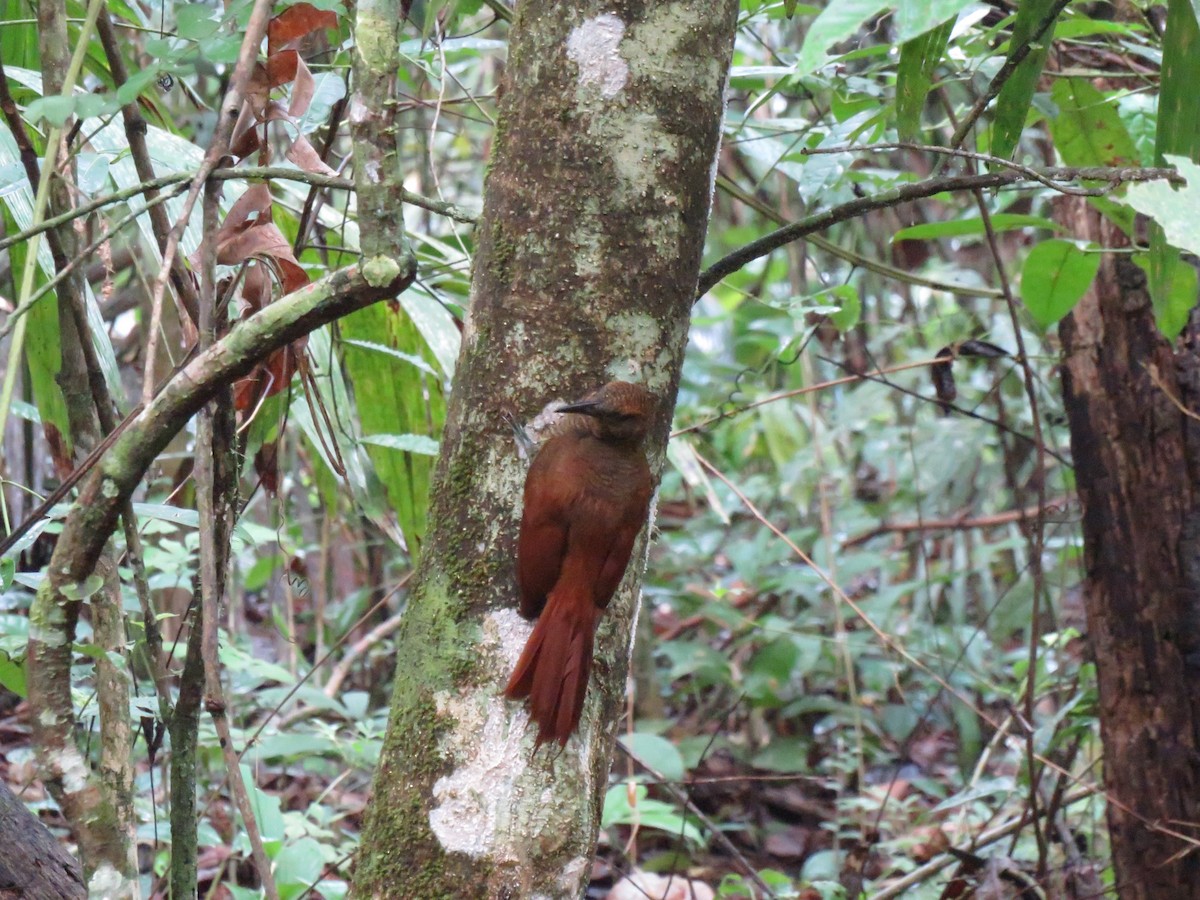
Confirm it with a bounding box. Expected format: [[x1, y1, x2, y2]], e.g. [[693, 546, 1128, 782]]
[[46, 259, 414, 581], [696, 165, 1178, 298], [26, 255, 415, 860]]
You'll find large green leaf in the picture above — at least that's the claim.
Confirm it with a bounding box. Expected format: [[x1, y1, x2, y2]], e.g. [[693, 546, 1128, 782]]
[[894, 213, 1061, 241], [795, 0, 892, 75], [896, 19, 954, 140], [340, 299, 453, 554], [1147, 0, 1200, 336], [1020, 239, 1101, 329], [991, 0, 1060, 160], [1047, 78, 1139, 167], [893, 0, 976, 43]]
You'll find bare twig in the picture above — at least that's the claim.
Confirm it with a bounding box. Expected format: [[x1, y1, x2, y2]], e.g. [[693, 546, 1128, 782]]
[[842, 499, 1071, 548], [670, 356, 947, 437], [618, 745, 777, 899], [0, 166, 474, 257], [970, 184, 1051, 874], [96, 3, 202, 322], [696, 165, 1176, 298], [867, 787, 1098, 900]]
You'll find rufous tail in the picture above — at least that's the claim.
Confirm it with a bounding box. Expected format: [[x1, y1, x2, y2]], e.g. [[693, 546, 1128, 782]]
[[504, 591, 601, 747]]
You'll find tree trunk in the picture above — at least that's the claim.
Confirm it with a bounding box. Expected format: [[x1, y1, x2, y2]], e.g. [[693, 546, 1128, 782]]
[[1059, 198, 1200, 898], [0, 777, 85, 899], [350, 1, 738, 896]]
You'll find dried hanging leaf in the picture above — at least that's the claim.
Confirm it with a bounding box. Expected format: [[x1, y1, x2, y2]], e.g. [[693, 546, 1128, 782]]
[[268, 3, 338, 55], [931, 345, 958, 415], [222, 183, 273, 234], [253, 440, 280, 494], [287, 55, 315, 118], [286, 132, 337, 176], [243, 63, 272, 116], [43, 423, 73, 481], [267, 49, 299, 88], [234, 341, 306, 412], [229, 103, 263, 160], [930, 341, 1010, 414]]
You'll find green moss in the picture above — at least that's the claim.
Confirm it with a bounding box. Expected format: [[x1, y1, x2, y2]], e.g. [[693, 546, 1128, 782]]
[[487, 221, 517, 289]]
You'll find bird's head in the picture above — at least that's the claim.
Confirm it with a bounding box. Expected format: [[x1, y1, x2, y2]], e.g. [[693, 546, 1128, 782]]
[[558, 381, 658, 444]]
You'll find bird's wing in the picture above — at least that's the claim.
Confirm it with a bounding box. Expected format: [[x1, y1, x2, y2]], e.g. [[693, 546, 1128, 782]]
[[516, 445, 572, 619], [590, 475, 652, 609]]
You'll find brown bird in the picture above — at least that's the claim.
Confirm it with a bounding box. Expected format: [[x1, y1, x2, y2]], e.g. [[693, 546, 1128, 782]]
[[504, 380, 658, 747]]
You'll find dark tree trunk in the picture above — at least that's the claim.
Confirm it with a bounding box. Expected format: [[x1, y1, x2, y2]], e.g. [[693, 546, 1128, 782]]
[[0, 778, 85, 899], [1059, 198, 1200, 898]]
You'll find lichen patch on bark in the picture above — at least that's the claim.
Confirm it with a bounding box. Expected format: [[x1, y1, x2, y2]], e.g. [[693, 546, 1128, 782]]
[[428, 696, 529, 857], [566, 14, 628, 99]]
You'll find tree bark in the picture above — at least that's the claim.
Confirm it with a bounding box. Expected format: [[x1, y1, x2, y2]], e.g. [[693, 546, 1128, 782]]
[[350, 1, 738, 896], [0, 777, 85, 899], [1059, 198, 1200, 898]]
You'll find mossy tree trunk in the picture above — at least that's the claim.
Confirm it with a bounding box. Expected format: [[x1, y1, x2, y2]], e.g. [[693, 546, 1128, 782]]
[[1059, 199, 1200, 898], [350, 1, 738, 896]]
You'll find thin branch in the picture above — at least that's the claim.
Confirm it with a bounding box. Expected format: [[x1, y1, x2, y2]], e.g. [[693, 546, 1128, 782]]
[[618, 745, 777, 899], [867, 787, 1098, 900], [841, 498, 1071, 548], [971, 183, 1051, 874], [670, 356, 952, 437], [696, 166, 1172, 298], [714, 172, 1006, 299], [0, 165, 475, 257], [799, 142, 1178, 196], [96, 3, 202, 322]]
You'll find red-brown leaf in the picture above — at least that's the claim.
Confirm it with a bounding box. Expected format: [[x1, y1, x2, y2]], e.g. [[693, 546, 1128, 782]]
[[268, 3, 338, 55], [286, 132, 337, 176]]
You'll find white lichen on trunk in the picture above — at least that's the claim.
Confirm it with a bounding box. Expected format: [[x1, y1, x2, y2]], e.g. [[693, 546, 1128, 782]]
[[566, 14, 628, 98]]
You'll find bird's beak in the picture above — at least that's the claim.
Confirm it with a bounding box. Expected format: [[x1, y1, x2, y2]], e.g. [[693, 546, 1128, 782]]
[[557, 398, 602, 416]]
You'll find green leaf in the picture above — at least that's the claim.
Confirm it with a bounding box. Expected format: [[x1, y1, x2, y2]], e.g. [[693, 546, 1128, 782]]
[[1159, 0, 1200, 165], [1124, 156, 1200, 258], [61, 574, 105, 601], [1047, 78, 1139, 167], [359, 434, 440, 456], [894, 214, 1061, 241], [794, 0, 892, 75], [828, 284, 861, 332], [176, 3, 222, 40], [0, 653, 26, 698], [25, 93, 112, 127], [1134, 251, 1198, 339], [341, 339, 438, 376], [991, 0, 1060, 160], [893, 0, 976, 43], [240, 765, 286, 845], [274, 837, 325, 899], [618, 733, 685, 782], [115, 68, 163, 107], [601, 784, 705, 846], [131, 503, 201, 528], [895, 19, 953, 140], [1146, 0, 1200, 334], [341, 301, 449, 553], [1020, 239, 1102, 328], [750, 736, 811, 773]]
